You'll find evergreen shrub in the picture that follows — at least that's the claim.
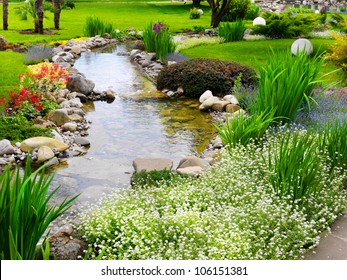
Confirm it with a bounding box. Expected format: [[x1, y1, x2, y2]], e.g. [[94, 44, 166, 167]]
[[156, 58, 256, 98]]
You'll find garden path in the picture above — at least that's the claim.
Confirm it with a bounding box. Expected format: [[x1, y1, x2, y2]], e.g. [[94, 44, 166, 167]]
[[305, 211, 347, 260]]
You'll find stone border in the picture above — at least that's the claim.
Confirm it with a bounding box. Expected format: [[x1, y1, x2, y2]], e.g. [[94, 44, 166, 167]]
[[0, 36, 119, 172]]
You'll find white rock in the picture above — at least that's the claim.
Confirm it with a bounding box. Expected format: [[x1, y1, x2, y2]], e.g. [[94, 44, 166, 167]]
[[199, 90, 213, 103], [177, 166, 203, 177], [37, 146, 55, 164], [199, 96, 220, 110], [20, 137, 69, 153], [63, 122, 78, 132], [223, 95, 239, 105]]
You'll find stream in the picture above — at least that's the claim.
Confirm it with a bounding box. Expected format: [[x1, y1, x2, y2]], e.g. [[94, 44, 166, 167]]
[[50, 45, 216, 210]]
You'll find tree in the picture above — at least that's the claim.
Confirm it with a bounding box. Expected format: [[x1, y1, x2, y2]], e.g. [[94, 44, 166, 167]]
[[53, 0, 61, 30], [35, 0, 44, 34], [192, 0, 202, 7], [2, 0, 9, 30], [206, 0, 232, 28]]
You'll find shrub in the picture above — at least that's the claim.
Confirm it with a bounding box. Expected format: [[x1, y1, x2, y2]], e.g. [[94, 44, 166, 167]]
[[252, 12, 320, 39], [218, 20, 246, 42], [0, 156, 78, 260], [23, 45, 53, 65], [222, 0, 251, 22], [83, 16, 116, 38], [142, 21, 176, 63], [324, 32, 347, 73], [156, 58, 256, 98], [131, 170, 187, 188], [0, 114, 52, 143], [190, 8, 201, 20], [252, 50, 323, 123], [245, 4, 260, 20], [61, 0, 75, 10]]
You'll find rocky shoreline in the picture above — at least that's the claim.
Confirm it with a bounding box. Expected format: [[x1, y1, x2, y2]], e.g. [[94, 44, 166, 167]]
[[0, 36, 119, 172]]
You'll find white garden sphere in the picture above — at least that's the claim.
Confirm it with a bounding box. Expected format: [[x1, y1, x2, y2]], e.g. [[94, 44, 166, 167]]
[[253, 17, 266, 26], [291, 38, 313, 55]]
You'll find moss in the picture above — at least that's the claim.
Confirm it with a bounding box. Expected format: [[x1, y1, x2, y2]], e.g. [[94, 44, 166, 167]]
[[156, 58, 256, 98], [0, 115, 52, 144]]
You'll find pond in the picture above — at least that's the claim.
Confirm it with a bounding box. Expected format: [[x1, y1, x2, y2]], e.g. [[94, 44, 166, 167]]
[[50, 45, 216, 210]]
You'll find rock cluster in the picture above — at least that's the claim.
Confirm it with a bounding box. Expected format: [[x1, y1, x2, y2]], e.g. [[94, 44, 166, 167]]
[[0, 36, 120, 172], [198, 90, 243, 113], [129, 49, 165, 83]]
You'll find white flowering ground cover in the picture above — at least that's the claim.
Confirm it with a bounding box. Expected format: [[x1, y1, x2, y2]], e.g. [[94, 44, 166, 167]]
[[78, 129, 347, 260]]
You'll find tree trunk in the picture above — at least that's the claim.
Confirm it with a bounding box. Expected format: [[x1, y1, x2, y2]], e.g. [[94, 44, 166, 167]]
[[35, 0, 44, 34], [206, 0, 232, 28], [192, 0, 201, 7], [2, 0, 8, 30], [53, 0, 61, 30]]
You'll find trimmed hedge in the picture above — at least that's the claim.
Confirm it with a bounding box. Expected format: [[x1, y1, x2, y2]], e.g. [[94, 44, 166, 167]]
[[156, 58, 256, 98]]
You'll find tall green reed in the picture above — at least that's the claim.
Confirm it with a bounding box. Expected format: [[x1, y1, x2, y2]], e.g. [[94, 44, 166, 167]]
[[83, 16, 116, 37], [253, 50, 324, 123], [215, 108, 276, 149], [218, 20, 246, 43], [0, 157, 78, 260], [317, 117, 347, 171], [142, 21, 176, 63], [262, 129, 324, 202]]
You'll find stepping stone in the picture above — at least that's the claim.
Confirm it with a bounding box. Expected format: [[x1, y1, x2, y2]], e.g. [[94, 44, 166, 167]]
[[133, 158, 173, 172]]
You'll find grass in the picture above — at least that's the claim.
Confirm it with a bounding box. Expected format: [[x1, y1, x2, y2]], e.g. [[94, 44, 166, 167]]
[[0, 156, 78, 260], [0, 51, 27, 99], [180, 38, 346, 86], [0, 3, 212, 44]]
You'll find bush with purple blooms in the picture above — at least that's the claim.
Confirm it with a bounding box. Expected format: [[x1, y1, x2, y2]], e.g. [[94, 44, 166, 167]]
[[23, 44, 53, 65]]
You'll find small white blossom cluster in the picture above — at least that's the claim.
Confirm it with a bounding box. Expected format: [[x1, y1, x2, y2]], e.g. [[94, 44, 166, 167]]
[[78, 129, 346, 260]]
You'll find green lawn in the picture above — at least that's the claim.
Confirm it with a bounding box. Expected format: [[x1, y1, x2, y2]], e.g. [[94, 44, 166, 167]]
[[180, 38, 345, 85], [1, 3, 212, 44], [0, 51, 26, 99]]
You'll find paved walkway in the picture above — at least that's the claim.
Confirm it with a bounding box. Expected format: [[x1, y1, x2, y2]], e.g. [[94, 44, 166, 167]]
[[305, 211, 347, 260]]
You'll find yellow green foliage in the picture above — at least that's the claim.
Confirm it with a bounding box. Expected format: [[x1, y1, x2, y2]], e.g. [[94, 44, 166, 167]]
[[325, 32, 347, 72]]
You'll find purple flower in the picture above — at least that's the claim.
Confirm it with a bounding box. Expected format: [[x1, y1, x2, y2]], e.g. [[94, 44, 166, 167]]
[[152, 22, 166, 33]]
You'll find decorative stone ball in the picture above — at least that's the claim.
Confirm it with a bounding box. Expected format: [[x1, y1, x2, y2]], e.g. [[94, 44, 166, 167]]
[[253, 17, 266, 26], [291, 38, 313, 55]]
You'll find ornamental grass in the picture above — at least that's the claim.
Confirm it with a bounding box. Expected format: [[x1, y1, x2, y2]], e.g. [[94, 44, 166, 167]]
[[0, 157, 78, 260]]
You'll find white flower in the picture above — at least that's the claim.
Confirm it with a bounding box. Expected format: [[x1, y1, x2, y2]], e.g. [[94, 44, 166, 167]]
[[197, 9, 204, 15]]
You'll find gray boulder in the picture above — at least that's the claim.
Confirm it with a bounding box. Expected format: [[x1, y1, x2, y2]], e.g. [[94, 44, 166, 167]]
[[48, 109, 70, 126], [67, 73, 95, 95], [49, 228, 87, 260], [0, 139, 15, 156]]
